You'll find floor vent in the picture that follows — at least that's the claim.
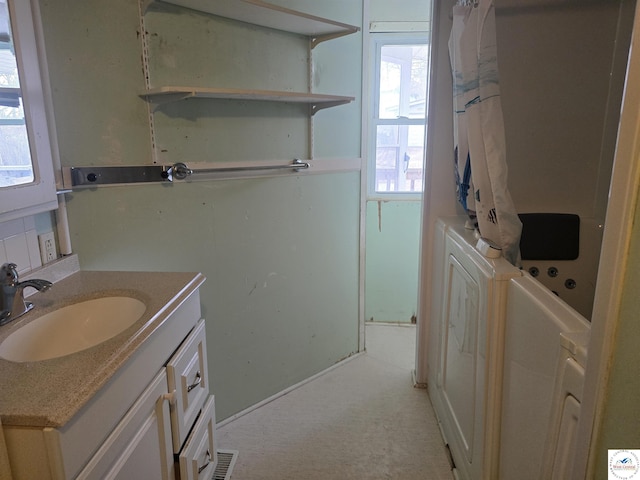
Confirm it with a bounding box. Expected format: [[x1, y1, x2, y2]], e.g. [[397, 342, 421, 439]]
[[213, 449, 239, 480]]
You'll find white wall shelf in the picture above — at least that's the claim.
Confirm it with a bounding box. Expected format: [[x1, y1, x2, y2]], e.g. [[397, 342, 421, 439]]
[[138, 0, 359, 164], [140, 86, 354, 114], [143, 0, 360, 47]]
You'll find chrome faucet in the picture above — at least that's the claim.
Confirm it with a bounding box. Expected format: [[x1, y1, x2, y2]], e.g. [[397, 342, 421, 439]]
[[1, 263, 52, 326]]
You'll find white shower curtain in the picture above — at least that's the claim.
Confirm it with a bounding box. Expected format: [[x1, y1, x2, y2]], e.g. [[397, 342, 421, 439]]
[[449, 0, 521, 264]]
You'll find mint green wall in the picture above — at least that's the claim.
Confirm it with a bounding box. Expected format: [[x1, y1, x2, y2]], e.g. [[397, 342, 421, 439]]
[[594, 190, 640, 476], [365, 201, 421, 322], [38, 0, 362, 420], [65, 176, 360, 418]]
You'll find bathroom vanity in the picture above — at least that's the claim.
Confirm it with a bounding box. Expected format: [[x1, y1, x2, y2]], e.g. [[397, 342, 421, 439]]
[[0, 269, 215, 479]]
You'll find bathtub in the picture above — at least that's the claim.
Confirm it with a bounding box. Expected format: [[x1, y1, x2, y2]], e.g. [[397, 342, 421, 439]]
[[499, 273, 590, 479], [427, 216, 592, 480], [510, 216, 597, 476]]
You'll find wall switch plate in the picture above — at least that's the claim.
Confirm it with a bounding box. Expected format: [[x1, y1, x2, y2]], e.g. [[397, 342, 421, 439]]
[[38, 232, 57, 264]]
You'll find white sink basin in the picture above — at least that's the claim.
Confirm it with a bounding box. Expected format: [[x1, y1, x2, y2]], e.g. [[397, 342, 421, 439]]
[[0, 297, 146, 362]]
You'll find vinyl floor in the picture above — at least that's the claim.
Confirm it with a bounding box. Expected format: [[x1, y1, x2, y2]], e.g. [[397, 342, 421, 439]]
[[217, 323, 454, 480]]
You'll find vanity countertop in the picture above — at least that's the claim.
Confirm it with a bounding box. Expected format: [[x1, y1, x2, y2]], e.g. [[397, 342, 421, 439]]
[[0, 270, 205, 428]]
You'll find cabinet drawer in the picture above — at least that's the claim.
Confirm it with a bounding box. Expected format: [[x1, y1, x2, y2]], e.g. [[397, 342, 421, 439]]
[[179, 395, 217, 480], [167, 318, 209, 452]]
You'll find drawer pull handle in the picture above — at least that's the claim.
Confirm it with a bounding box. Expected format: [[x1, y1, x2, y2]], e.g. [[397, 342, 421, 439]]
[[187, 371, 202, 392], [197, 449, 211, 474], [162, 389, 177, 406]]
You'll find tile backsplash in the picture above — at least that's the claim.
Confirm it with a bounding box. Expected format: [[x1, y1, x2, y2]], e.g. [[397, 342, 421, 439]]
[[0, 217, 44, 274]]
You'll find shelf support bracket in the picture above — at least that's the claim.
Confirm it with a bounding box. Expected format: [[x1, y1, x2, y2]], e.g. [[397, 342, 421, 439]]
[[310, 100, 352, 115], [140, 92, 195, 111], [311, 30, 359, 49]]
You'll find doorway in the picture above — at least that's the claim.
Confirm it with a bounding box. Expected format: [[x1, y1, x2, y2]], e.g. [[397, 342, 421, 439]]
[[364, 32, 429, 329]]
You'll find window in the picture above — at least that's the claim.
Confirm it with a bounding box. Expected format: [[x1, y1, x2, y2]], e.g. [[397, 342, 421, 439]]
[[370, 34, 428, 196], [0, 0, 57, 221], [0, 0, 33, 188]]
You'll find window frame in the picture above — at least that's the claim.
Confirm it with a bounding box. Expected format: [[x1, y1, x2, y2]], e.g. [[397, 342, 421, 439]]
[[368, 32, 429, 200], [0, 0, 57, 222]]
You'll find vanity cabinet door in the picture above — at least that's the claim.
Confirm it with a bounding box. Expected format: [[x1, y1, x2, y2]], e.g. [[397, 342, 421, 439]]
[[167, 319, 209, 452], [178, 395, 217, 480], [75, 370, 174, 480]]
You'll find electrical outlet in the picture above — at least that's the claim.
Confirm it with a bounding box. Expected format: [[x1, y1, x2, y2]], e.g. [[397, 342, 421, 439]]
[[38, 232, 57, 264]]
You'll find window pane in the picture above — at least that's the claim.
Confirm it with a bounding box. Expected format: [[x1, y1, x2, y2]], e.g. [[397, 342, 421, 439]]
[[0, 121, 33, 187], [406, 125, 424, 192], [375, 123, 424, 193], [378, 44, 428, 119], [0, 0, 34, 188], [379, 58, 401, 119]]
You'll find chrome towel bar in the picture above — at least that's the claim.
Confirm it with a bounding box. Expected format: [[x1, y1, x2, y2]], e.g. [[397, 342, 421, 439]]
[[62, 160, 310, 188], [168, 159, 310, 180]]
